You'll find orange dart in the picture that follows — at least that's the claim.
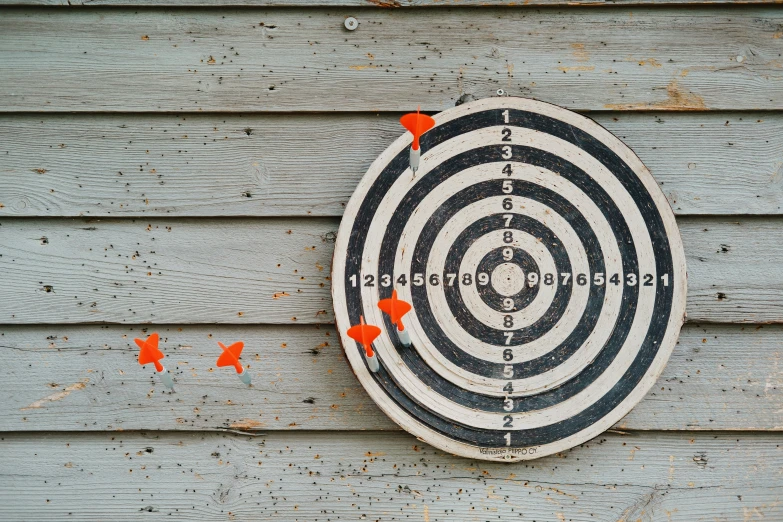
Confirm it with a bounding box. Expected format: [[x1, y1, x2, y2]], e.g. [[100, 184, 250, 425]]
[[135, 333, 174, 389], [377, 290, 413, 347], [400, 107, 435, 151], [347, 315, 382, 372], [216, 341, 251, 385], [400, 107, 435, 173]]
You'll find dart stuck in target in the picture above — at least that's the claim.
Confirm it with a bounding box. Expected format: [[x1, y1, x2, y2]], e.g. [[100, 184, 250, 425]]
[[399, 108, 435, 173], [332, 97, 687, 461], [378, 289, 413, 347]]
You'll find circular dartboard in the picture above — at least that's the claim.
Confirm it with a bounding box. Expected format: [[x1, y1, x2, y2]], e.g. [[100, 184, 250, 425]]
[[332, 97, 686, 461]]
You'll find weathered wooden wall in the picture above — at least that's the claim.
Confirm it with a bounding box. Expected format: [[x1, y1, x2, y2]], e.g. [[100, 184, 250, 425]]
[[0, 4, 781, 521]]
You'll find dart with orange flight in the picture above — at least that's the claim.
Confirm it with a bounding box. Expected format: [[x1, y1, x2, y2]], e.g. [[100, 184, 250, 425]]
[[400, 107, 435, 173], [216, 340, 252, 385], [135, 333, 175, 390], [347, 315, 382, 372], [378, 289, 413, 347]]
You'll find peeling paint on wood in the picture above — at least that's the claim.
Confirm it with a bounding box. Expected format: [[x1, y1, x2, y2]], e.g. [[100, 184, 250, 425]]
[[604, 79, 708, 111], [20, 380, 89, 410]]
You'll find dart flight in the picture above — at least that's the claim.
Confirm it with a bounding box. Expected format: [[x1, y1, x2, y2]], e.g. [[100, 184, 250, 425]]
[[216, 341, 252, 385], [400, 108, 435, 173], [135, 333, 175, 389], [378, 290, 413, 347], [347, 316, 382, 372]]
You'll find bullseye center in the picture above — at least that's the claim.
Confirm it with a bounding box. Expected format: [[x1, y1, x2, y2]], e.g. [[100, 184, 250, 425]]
[[490, 263, 525, 296]]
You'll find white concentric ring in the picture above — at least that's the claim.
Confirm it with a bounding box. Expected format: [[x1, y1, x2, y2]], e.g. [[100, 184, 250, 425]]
[[458, 229, 559, 330]]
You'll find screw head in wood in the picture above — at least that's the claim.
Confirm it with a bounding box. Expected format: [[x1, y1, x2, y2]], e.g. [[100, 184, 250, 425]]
[[344, 17, 359, 31]]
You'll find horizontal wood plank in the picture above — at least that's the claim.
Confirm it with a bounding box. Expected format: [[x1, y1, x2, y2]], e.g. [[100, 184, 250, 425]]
[[1, 217, 782, 324], [0, 218, 337, 324], [0, 323, 781, 431], [0, 430, 781, 521], [3, 0, 782, 5], [0, 8, 781, 112], [683, 218, 783, 323], [2, 112, 781, 217]]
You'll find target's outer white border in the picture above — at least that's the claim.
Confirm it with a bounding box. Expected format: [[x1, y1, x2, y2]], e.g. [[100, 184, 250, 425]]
[[331, 96, 687, 462]]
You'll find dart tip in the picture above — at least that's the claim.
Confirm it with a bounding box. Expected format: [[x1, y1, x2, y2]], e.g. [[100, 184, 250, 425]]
[[397, 327, 412, 347], [409, 146, 421, 172], [158, 367, 175, 390], [238, 368, 252, 385], [366, 352, 380, 373]]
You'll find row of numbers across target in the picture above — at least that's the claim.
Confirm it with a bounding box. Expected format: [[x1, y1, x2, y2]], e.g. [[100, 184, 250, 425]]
[[349, 272, 671, 290]]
